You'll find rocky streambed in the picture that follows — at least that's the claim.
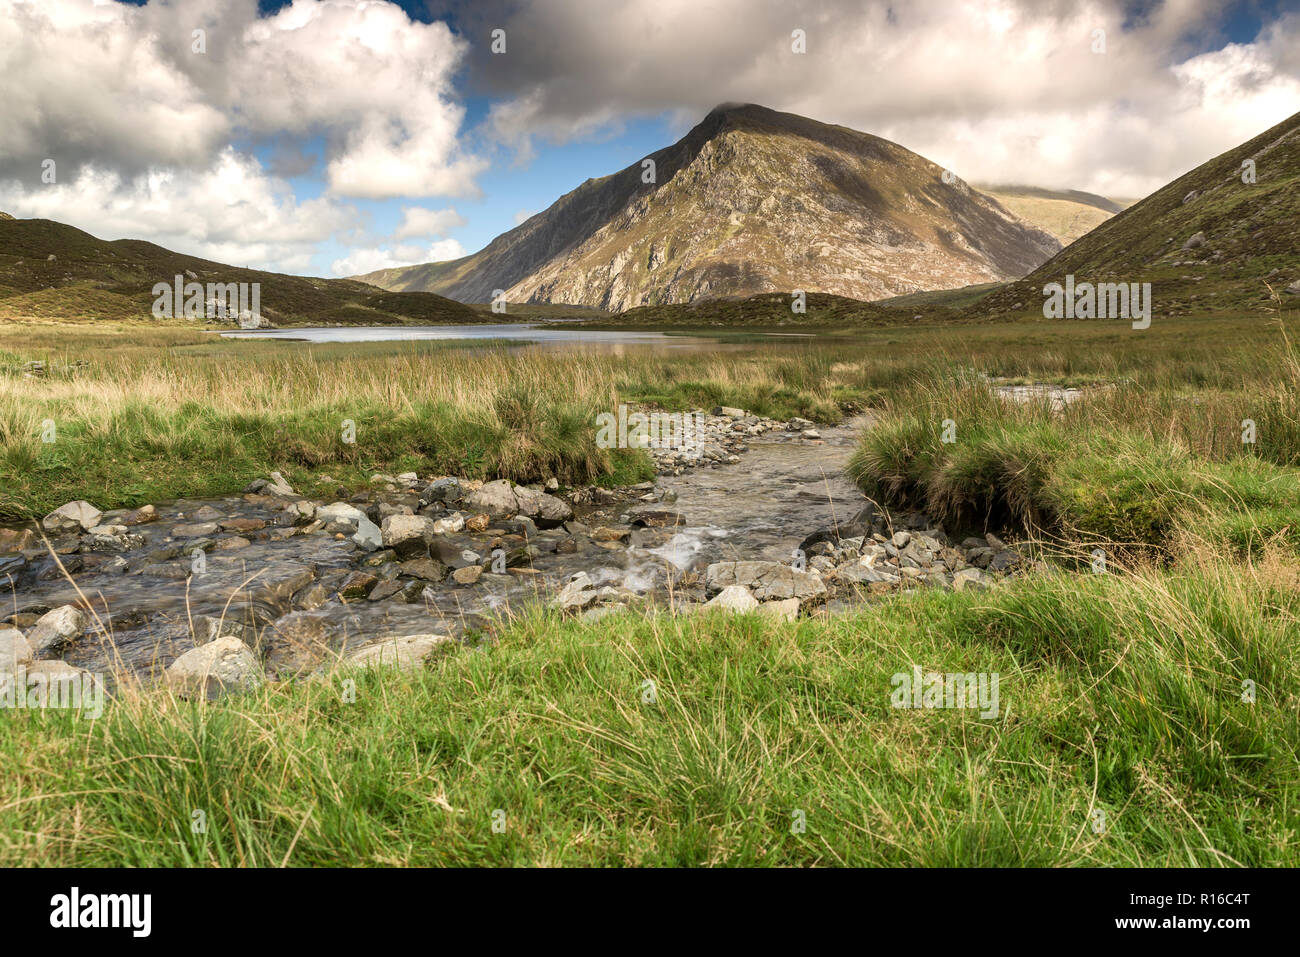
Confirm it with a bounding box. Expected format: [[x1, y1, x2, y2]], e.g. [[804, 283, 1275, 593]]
[[0, 407, 1043, 697]]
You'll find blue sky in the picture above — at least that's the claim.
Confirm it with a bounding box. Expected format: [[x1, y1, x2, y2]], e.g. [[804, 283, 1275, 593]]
[[4, 0, 1299, 279]]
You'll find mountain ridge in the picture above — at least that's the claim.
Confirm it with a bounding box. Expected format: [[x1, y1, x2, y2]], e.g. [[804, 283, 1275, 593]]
[[970, 108, 1300, 320], [357, 103, 1063, 309]]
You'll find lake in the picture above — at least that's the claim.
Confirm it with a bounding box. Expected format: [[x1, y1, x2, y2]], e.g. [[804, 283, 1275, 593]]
[[219, 323, 774, 349]]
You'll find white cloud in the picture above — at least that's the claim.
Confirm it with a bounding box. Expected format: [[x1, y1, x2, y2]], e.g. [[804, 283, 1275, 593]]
[[513, 209, 537, 225], [467, 0, 1300, 198], [393, 206, 468, 240], [0, 0, 484, 195], [332, 239, 466, 278], [0, 148, 356, 273]]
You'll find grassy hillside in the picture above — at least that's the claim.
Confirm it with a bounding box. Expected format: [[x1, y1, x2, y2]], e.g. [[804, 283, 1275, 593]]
[[977, 186, 1127, 245], [0, 217, 484, 326], [971, 110, 1300, 321]]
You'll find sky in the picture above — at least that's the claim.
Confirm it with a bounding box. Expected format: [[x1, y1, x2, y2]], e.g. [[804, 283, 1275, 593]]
[[0, 0, 1298, 278]]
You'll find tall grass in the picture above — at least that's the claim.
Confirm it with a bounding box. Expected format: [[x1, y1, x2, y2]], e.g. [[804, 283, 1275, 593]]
[[2, 558, 1295, 866]]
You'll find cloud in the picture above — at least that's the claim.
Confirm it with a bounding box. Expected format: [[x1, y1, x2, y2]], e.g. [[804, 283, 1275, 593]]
[[331, 238, 466, 277], [461, 0, 1300, 197], [393, 206, 468, 240], [513, 209, 536, 225], [0, 147, 356, 274], [0, 0, 485, 199]]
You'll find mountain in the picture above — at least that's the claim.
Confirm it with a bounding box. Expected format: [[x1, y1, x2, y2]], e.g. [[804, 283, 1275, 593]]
[[972, 109, 1300, 320], [357, 103, 1061, 310], [0, 217, 480, 325], [975, 186, 1130, 246]]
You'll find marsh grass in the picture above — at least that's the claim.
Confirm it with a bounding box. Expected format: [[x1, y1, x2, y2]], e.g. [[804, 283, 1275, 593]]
[[849, 312, 1300, 556]]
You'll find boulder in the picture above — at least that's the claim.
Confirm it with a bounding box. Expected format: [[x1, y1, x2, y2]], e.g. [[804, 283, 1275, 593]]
[[704, 561, 826, 602], [165, 636, 263, 698], [452, 565, 483, 585], [0, 627, 33, 668], [352, 514, 382, 550], [953, 567, 989, 592], [347, 634, 454, 671], [380, 514, 435, 557], [464, 480, 572, 527], [704, 585, 759, 613], [27, 605, 86, 658], [42, 501, 102, 533], [555, 572, 599, 611], [317, 502, 366, 525], [757, 598, 801, 623]]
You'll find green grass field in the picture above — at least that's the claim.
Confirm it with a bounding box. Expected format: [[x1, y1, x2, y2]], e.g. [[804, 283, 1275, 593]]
[[2, 310, 1299, 866], [3, 559, 1295, 866]]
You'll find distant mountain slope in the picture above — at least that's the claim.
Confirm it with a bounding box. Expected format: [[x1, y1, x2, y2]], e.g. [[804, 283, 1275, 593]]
[[972, 110, 1300, 320], [0, 217, 481, 325], [358, 103, 1061, 310], [976, 186, 1130, 246]]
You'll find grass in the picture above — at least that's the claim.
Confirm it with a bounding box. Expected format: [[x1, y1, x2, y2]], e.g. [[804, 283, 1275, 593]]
[[849, 312, 1300, 557], [2, 557, 1295, 866], [2, 313, 1297, 520]]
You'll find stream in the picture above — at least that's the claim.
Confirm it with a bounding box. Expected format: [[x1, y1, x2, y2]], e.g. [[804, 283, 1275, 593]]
[[2, 417, 871, 680]]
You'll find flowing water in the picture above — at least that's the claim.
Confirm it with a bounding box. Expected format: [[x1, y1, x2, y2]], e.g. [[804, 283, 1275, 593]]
[[4, 418, 869, 678]]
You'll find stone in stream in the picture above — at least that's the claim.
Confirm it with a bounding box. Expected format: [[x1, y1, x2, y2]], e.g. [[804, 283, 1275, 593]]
[[245, 563, 316, 613], [464, 480, 572, 528], [338, 570, 378, 600], [190, 615, 247, 646], [171, 522, 219, 538], [380, 514, 435, 557], [0, 627, 33, 667], [122, 504, 157, 525], [27, 605, 87, 658], [317, 502, 366, 525], [0, 528, 35, 553], [420, 478, 462, 505], [704, 585, 759, 613], [346, 634, 454, 672], [352, 514, 382, 550], [399, 558, 447, 582], [431, 513, 464, 535], [452, 565, 483, 585], [367, 579, 424, 603], [629, 509, 685, 528], [165, 636, 263, 699], [555, 572, 599, 611], [704, 561, 827, 602], [42, 501, 103, 534]]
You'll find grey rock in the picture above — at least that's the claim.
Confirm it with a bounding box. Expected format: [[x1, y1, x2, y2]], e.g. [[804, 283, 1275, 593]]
[[380, 514, 435, 557], [165, 636, 263, 698], [704, 585, 759, 613], [42, 501, 103, 533], [347, 634, 454, 671], [705, 561, 826, 602], [0, 627, 33, 667], [28, 605, 86, 658]]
